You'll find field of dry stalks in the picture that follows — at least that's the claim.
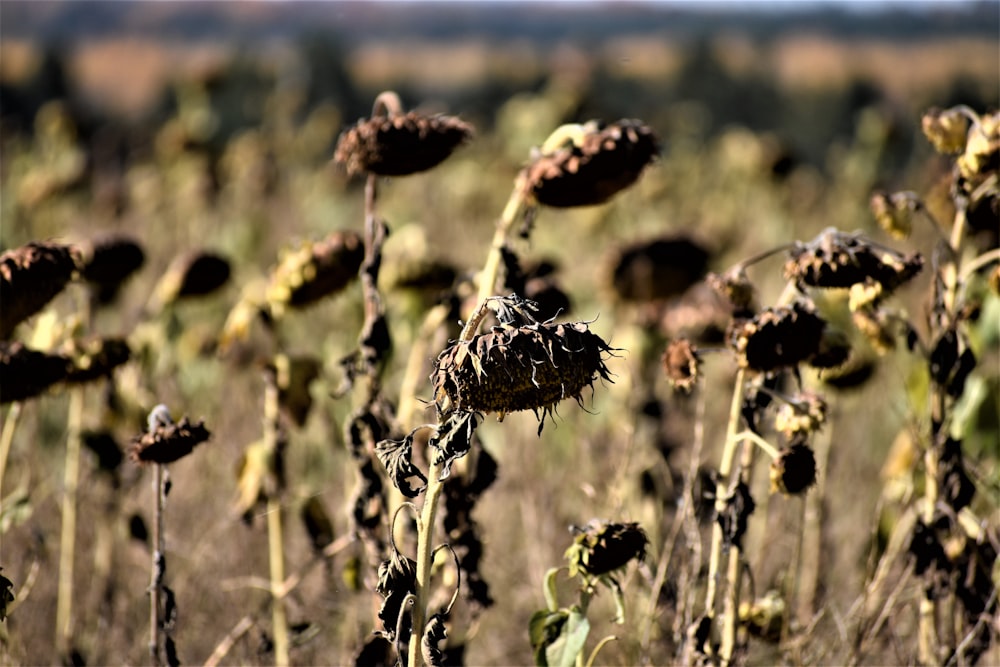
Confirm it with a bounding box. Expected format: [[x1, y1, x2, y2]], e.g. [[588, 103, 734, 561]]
[[0, 22, 998, 667]]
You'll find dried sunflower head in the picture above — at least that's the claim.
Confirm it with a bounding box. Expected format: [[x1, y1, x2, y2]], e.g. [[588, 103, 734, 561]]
[[151, 251, 231, 311], [784, 229, 923, 294], [129, 414, 211, 465], [0, 241, 78, 339], [565, 520, 648, 577], [522, 119, 659, 208], [921, 107, 969, 154], [78, 235, 145, 305], [266, 231, 364, 318], [0, 341, 71, 403], [662, 338, 701, 394], [334, 92, 473, 177], [602, 236, 710, 303], [769, 442, 817, 495], [63, 336, 130, 384], [432, 300, 615, 431], [707, 267, 756, 314], [727, 301, 826, 373]]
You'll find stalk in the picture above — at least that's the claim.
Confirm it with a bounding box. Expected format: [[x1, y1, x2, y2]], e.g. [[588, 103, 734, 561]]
[[473, 186, 529, 309], [263, 370, 289, 667], [56, 386, 84, 659], [704, 368, 747, 618], [0, 402, 22, 507], [149, 462, 165, 666]]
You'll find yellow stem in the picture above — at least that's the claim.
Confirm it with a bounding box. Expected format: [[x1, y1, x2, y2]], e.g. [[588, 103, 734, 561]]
[[408, 457, 444, 667], [0, 402, 22, 510], [263, 372, 289, 667], [705, 368, 747, 618], [56, 387, 84, 658], [473, 187, 529, 311]]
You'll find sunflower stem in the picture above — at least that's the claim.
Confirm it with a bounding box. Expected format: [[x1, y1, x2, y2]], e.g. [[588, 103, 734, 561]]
[[408, 456, 445, 667], [473, 186, 529, 312], [56, 386, 84, 660]]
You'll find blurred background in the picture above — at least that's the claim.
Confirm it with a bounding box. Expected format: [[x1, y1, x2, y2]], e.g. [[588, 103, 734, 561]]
[[1, 1, 998, 666]]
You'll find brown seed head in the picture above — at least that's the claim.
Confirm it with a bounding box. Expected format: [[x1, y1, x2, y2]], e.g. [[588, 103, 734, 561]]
[[335, 110, 473, 177], [727, 301, 826, 373], [152, 251, 231, 310], [63, 336, 131, 384], [523, 119, 659, 208], [432, 319, 614, 428], [602, 236, 710, 303], [266, 231, 364, 317], [0, 242, 78, 339], [662, 339, 701, 394], [921, 107, 969, 154], [707, 268, 756, 314], [129, 416, 211, 465], [0, 341, 71, 403], [784, 229, 923, 293], [78, 235, 145, 304], [774, 392, 827, 439], [565, 520, 648, 577], [769, 442, 818, 495]]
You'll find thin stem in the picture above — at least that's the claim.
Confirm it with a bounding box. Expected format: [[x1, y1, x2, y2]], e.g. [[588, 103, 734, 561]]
[[958, 247, 1000, 283], [473, 186, 529, 312], [731, 430, 781, 460], [149, 463, 164, 666], [397, 304, 449, 430], [704, 368, 747, 617], [0, 401, 22, 510], [372, 90, 404, 118], [263, 372, 289, 667], [56, 386, 84, 659]]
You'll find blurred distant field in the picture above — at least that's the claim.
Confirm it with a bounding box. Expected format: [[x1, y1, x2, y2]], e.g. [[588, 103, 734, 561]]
[[0, 2, 998, 666]]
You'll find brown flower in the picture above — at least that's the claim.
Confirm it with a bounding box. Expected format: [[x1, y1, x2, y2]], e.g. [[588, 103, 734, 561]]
[[63, 336, 131, 384], [0, 341, 71, 403], [662, 339, 701, 394], [602, 236, 710, 303], [432, 319, 614, 431], [784, 229, 923, 294], [78, 235, 145, 304], [335, 102, 473, 177], [151, 251, 231, 311], [522, 119, 659, 208], [266, 231, 364, 317], [769, 442, 817, 495], [129, 416, 211, 465], [707, 268, 756, 314], [727, 301, 826, 372], [0, 242, 78, 339], [565, 520, 648, 577]]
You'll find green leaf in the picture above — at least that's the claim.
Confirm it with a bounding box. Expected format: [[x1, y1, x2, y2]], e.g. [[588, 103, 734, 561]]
[[544, 608, 590, 667], [529, 609, 567, 666]]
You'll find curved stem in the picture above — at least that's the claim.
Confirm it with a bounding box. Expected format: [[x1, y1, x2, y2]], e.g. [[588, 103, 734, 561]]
[[372, 90, 404, 118], [397, 304, 449, 430], [958, 247, 1000, 283], [473, 186, 530, 313]]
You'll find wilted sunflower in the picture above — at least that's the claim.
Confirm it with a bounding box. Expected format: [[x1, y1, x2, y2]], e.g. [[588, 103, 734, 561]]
[[783, 228, 923, 295], [602, 236, 710, 303], [769, 442, 818, 495], [150, 250, 231, 311], [921, 107, 969, 154], [565, 520, 648, 577], [727, 301, 826, 373], [521, 119, 659, 208], [77, 235, 145, 304], [0, 341, 71, 403], [129, 414, 211, 465], [662, 338, 701, 394], [63, 336, 131, 384], [334, 92, 473, 177], [0, 241, 78, 339], [265, 231, 364, 318], [432, 299, 615, 431], [869, 190, 921, 239]]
